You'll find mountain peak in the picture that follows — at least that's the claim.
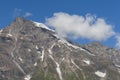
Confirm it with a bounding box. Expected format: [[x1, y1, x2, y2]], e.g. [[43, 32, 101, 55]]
[[15, 17, 24, 21], [14, 17, 26, 24]]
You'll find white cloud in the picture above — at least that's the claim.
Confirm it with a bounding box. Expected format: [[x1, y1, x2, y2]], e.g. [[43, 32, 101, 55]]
[[46, 12, 115, 41], [115, 35, 120, 49], [13, 8, 33, 18], [24, 12, 33, 17], [13, 8, 22, 18]]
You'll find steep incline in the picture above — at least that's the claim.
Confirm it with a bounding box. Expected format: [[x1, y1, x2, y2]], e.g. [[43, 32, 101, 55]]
[[0, 17, 120, 80]]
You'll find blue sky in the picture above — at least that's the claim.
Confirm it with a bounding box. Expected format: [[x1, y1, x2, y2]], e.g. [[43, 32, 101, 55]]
[[0, 0, 120, 48]]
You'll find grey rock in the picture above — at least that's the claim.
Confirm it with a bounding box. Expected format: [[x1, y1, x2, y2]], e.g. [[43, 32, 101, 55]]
[[0, 17, 120, 80]]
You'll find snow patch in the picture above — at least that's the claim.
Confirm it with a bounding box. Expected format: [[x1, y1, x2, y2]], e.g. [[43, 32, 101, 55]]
[[34, 62, 37, 66], [71, 59, 82, 70], [33, 21, 54, 32], [11, 52, 14, 58], [71, 59, 86, 80], [35, 45, 39, 50], [54, 34, 79, 49], [18, 57, 23, 62], [56, 64, 63, 80], [115, 64, 120, 68], [20, 37, 24, 39], [57, 44, 61, 48], [0, 29, 3, 33], [49, 55, 63, 80], [37, 51, 41, 54], [7, 33, 13, 37], [54, 34, 95, 56], [58, 39, 79, 49], [95, 70, 106, 78], [24, 74, 31, 80], [61, 57, 65, 62], [48, 43, 56, 54], [13, 60, 26, 74], [80, 48, 95, 56], [118, 69, 120, 73], [40, 49, 45, 62], [83, 59, 91, 65], [48, 49, 52, 54], [28, 49, 31, 52]]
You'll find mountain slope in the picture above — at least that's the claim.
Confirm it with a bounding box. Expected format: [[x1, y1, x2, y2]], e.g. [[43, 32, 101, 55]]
[[0, 17, 120, 80]]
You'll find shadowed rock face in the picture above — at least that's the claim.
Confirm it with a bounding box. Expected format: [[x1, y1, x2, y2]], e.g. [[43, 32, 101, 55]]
[[0, 17, 120, 80]]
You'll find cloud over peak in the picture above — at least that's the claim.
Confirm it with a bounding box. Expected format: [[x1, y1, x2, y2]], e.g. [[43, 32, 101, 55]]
[[46, 12, 115, 41], [13, 8, 33, 18], [115, 35, 120, 49], [24, 12, 33, 17]]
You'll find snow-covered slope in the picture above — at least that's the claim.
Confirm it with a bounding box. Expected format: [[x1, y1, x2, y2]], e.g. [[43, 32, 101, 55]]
[[33, 21, 54, 32]]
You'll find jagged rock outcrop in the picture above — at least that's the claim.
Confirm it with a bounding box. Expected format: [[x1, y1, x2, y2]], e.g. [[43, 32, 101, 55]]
[[0, 17, 120, 80]]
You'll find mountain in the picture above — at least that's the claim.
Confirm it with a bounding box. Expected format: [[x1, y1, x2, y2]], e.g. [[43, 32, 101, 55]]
[[0, 17, 120, 80]]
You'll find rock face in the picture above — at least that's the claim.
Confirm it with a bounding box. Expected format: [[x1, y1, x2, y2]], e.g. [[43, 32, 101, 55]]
[[0, 17, 120, 80]]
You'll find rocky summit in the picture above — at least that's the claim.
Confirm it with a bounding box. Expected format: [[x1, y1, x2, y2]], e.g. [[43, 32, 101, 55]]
[[0, 17, 120, 80]]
